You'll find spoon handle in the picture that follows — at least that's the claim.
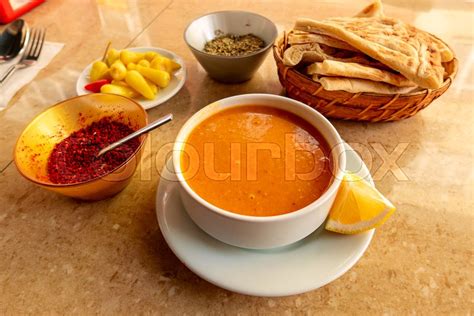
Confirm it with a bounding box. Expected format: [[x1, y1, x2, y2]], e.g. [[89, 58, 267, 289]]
[[0, 64, 20, 86], [97, 113, 173, 157]]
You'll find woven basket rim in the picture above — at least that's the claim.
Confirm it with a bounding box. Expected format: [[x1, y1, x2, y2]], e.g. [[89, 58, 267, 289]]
[[273, 32, 458, 98]]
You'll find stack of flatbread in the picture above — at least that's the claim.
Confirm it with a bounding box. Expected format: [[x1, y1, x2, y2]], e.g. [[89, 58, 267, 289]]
[[282, 0, 455, 94]]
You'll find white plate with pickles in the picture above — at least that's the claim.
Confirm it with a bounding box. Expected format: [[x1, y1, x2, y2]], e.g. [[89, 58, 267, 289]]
[[76, 46, 186, 110]]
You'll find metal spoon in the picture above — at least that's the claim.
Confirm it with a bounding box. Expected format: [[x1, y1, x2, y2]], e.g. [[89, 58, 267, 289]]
[[0, 20, 29, 63], [97, 113, 173, 157]]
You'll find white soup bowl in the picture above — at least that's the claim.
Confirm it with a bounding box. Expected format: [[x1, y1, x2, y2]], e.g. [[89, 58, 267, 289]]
[[173, 94, 346, 249]]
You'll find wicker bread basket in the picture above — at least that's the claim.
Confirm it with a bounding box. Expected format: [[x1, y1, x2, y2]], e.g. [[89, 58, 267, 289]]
[[273, 33, 458, 122]]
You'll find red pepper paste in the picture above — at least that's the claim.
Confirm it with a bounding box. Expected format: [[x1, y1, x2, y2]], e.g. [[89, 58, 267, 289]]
[[47, 117, 140, 184]]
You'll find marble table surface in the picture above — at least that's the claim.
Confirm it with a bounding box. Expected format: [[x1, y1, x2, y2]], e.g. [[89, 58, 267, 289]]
[[0, 0, 472, 314]]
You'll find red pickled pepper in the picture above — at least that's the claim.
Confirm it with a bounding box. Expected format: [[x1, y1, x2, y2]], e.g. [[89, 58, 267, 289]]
[[84, 79, 111, 93], [47, 117, 140, 184]]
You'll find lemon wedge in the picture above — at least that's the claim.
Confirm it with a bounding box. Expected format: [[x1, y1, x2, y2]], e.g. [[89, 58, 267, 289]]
[[325, 172, 395, 234]]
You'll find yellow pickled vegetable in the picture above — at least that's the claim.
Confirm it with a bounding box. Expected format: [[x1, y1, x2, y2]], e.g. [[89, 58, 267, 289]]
[[136, 64, 170, 88], [138, 59, 150, 68], [150, 55, 181, 73], [109, 60, 127, 81], [169, 59, 181, 71], [106, 48, 120, 66], [125, 70, 155, 99], [127, 62, 137, 71], [111, 80, 129, 87], [89, 61, 109, 81], [144, 78, 158, 95], [145, 51, 158, 61], [150, 55, 170, 72], [120, 50, 145, 65], [101, 84, 139, 98]]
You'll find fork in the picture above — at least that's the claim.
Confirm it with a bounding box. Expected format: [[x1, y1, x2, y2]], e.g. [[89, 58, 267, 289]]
[[0, 28, 46, 87]]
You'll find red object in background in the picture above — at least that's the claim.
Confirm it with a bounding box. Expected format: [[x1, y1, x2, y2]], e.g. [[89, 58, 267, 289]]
[[0, 0, 44, 24]]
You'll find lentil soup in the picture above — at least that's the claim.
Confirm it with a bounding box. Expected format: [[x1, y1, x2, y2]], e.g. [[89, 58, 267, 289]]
[[181, 106, 333, 216]]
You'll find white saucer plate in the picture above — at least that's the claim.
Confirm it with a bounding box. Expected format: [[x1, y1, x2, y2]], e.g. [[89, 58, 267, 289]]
[[155, 142, 375, 297], [76, 47, 186, 110]]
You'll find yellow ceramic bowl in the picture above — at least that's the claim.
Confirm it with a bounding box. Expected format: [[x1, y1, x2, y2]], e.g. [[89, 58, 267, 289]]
[[14, 94, 148, 201]]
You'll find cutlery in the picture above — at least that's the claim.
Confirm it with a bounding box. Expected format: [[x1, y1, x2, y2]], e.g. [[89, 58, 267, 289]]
[[0, 19, 28, 63], [97, 113, 173, 157], [0, 28, 45, 87]]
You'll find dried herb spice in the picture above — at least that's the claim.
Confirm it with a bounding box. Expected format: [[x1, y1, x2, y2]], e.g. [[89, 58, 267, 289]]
[[203, 33, 265, 56], [47, 117, 139, 184]]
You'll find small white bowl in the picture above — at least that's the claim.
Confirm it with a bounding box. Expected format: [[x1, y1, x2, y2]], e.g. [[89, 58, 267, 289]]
[[173, 94, 346, 249], [76, 47, 186, 110]]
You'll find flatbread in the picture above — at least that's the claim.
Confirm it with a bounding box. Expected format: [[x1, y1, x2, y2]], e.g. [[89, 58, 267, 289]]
[[288, 31, 359, 52], [307, 60, 415, 87], [283, 42, 389, 69], [295, 16, 453, 89], [355, 0, 384, 18], [283, 43, 328, 66], [313, 76, 417, 94]]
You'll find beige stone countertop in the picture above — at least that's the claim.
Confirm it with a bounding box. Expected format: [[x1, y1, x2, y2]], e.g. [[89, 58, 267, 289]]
[[0, 0, 472, 314]]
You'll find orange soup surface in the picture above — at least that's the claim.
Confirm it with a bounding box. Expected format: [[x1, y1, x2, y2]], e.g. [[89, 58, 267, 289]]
[[181, 106, 333, 216]]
